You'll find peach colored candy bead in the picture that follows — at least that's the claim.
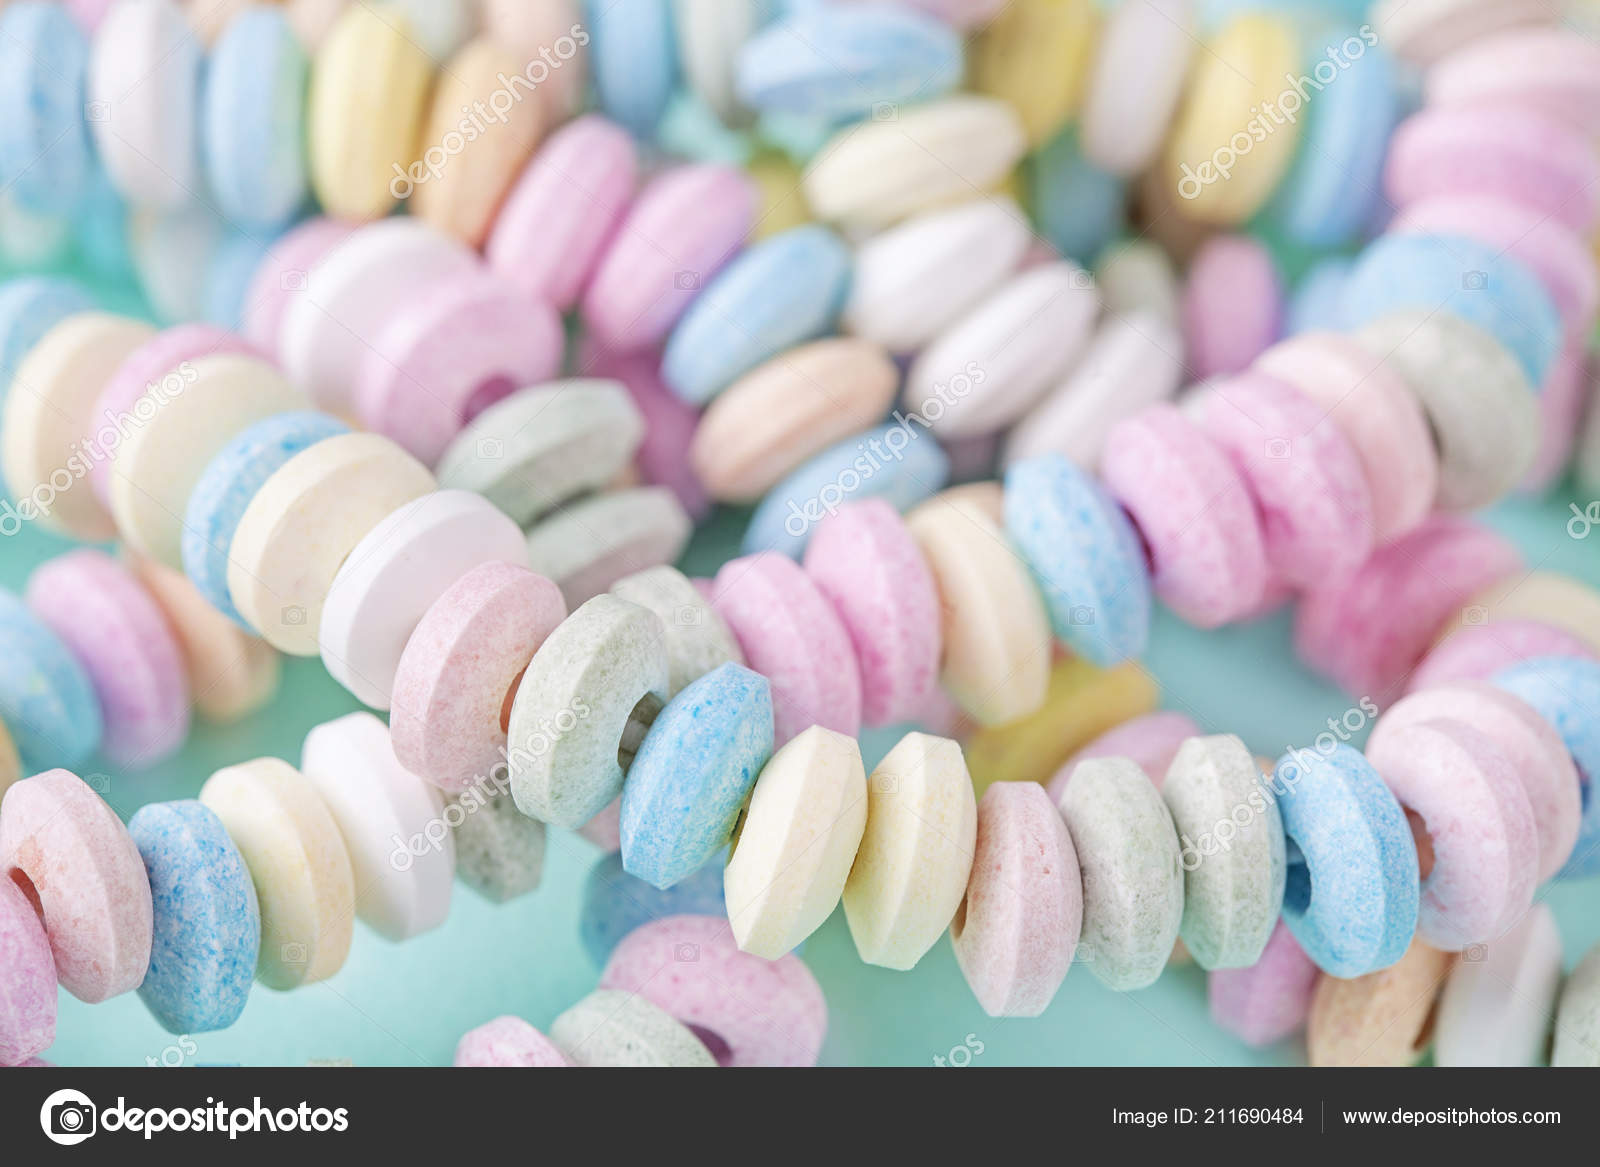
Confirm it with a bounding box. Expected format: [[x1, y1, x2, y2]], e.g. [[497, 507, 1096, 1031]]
[[0, 876, 55, 1065], [904, 491, 1051, 727], [1307, 939, 1454, 1066], [1364, 719, 1537, 950], [843, 732, 978, 971], [1047, 711, 1199, 803], [390, 562, 567, 793], [1208, 919, 1319, 1047], [1452, 572, 1600, 658], [454, 1015, 570, 1067], [802, 499, 941, 728], [1408, 620, 1597, 693], [600, 915, 828, 1067], [709, 553, 863, 745], [725, 727, 866, 960], [199, 757, 355, 991], [952, 782, 1081, 1017], [0, 770, 153, 1003], [1100, 403, 1268, 628]]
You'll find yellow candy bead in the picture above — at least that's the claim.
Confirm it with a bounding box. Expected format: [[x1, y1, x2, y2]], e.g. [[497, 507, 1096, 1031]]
[[970, 0, 1099, 146], [963, 656, 1160, 793], [1163, 14, 1302, 226], [746, 151, 811, 241]]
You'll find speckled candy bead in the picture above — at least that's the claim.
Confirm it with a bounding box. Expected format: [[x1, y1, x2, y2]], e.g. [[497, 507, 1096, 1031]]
[[1553, 940, 1600, 1066], [1409, 620, 1596, 693], [550, 989, 716, 1067], [447, 787, 546, 904], [609, 566, 743, 699], [0, 592, 102, 772], [523, 487, 693, 609], [600, 915, 827, 1066], [1208, 919, 1319, 1047], [1435, 904, 1563, 1066], [582, 851, 726, 967], [454, 1016, 569, 1067], [0, 769, 153, 1003], [0, 876, 55, 1066], [1307, 940, 1454, 1066], [128, 801, 259, 1034]]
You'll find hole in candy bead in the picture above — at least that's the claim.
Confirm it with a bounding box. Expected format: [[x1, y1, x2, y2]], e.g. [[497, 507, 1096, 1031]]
[[9, 868, 44, 921], [1283, 852, 1312, 917], [1405, 809, 1436, 881], [500, 666, 528, 734], [461, 374, 518, 424], [950, 895, 969, 942], [688, 1024, 735, 1067], [1412, 989, 1442, 1056], [618, 693, 664, 768]]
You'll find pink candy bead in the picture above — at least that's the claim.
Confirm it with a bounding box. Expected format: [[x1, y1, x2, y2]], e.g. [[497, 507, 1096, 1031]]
[[803, 500, 942, 728], [576, 795, 622, 853], [454, 1016, 570, 1067], [1209, 919, 1319, 1047], [1407, 619, 1597, 693], [242, 217, 356, 351], [0, 877, 56, 1066], [1046, 711, 1200, 803], [1182, 235, 1282, 380], [599, 915, 828, 1067]]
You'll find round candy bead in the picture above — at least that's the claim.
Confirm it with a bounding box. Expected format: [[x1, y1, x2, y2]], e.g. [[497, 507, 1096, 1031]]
[[26, 550, 189, 768], [1354, 311, 1538, 510], [549, 989, 715, 1068], [842, 197, 1030, 355], [198, 757, 355, 991], [969, 0, 1096, 148], [1163, 734, 1285, 970], [1435, 903, 1562, 1066], [354, 272, 564, 467], [319, 489, 525, 709], [1456, 572, 1600, 658], [0, 592, 102, 771], [1377, 683, 1580, 884], [0, 3, 93, 214], [1254, 331, 1437, 542], [586, 341, 711, 521], [904, 263, 1099, 439], [1208, 919, 1319, 1047], [1182, 235, 1282, 380], [1409, 620, 1596, 693], [1056, 757, 1182, 991], [227, 432, 436, 654], [620, 664, 773, 890], [1196, 371, 1374, 587], [843, 732, 977, 971], [454, 1016, 569, 1067], [128, 801, 259, 1034], [110, 354, 306, 568], [202, 6, 308, 228], [1553, 940, 1600, 1066], [741, 421, 952, 559], [726, 726, 866, 960], [609, 566, 743, 699], [301, 713, 453, 941], [803, 96, 1027, 228], [1003, 453, 1150, 666], [240, 217, 354, 351], [87, 0, 199, 207], [0, 873, 56, 1066], [524, 486, 692, 609], [1306, 940, 1453, 1066], [306, 2, 432, 220], [434, 381, 645, 526], [692, 339, 900, 502], [952, 782, 1081, 1017], [601, 915, 827, 1066], [1049, 712, 1200, 803], [1100, 403, 1268, 628], [1270, 744, 1418, 978], [1426, 26, 1600, 133], [508, 594, 670, 829], [1078, 0, 1190, 175], [0, 769, 153, 1003], [581, 851, 725, 967], [582, 164, 756, 352], [447, 787, 545, 904], [485, 114, 636, 311], [2, 312, 153, 540], [674, 0, 756, 121], [584, 0, 676, 137], [391, 561, 567, 793]]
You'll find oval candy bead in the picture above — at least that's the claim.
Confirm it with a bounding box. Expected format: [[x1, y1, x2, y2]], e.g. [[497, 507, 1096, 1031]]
[[1208, 919, 1320, 1047], [0, 875, 55, 1066], [87, 0, 199, 207], [523, 486, 693, 609], [1409, 619, 1597, 693], [584, 0, 677, 138], [610, 565, 743, 699], [1079, 0, 1191, 176], [549, 989, 715, 1068], [447, 787, 546, 905], [1182, 235, 1282, 380], [454, 1016, 569, 1067], [581, 850, 724, 967], [0, 2, 93, 214], [0, 592, 103, 771]]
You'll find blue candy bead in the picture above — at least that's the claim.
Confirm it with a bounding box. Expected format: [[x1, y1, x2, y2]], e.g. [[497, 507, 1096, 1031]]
[[662, 225, 852, 405], [1003, 454, 1150, 666], [0, 276, 92, 402], [1271, 743, 1418, 977], [73, 164, 135, 282], [202, 7, 310, 229], [579, 851, 727, 967], [182, 411, 350, 625], [1285, 256, 1351, 336], [204, 231, 279, 331], [657, 91, 755, 166], [129, 801, 260, 1034], [1492, 655, 1600, 880], [736, 3, 961, 120], [1268, 31, 1396, 247], [0, 3, 93, 214], [742, 422, 951, 558], [584, 0, 678, 138], [1337, 233, 1562, 388], [621, 663, 774, 889], [1029, 128, 1126, 265], [0, 590, 102, 771]]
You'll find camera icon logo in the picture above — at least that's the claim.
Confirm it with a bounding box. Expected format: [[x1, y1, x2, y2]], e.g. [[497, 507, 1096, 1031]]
[[674, 271, 700, 291], [1068, 605, 1095, 626], [280, 269, 308, 292], [477, 437, 504, 461], [871, 101, 897, 121], [674, 604, 703, 627], [40, 1088, 97, 1146], [84, 101, 108, 123], [281, 941, 308, 964], [281, 605, 306, 627], [1462, 270, 1488, 291], [673, 943, 700, 962], [1264, 437, 1292, 460], [1461, 605, 1488, 627]]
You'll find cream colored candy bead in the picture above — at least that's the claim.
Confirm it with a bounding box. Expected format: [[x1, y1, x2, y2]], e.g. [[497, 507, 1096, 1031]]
[[843, 731, 977, 971], [970, 0, 1099, 146], [227, 433, 435, 655], [1553, 939, 1600, 1066], [905, 491, 1051, 727], [1, 313, 154, 540], [307, 4, 433, 220], [725, 726, 867, 960], [411, 38, 546, 247], [1434, 904, 1562, 1066], [803, 96, 1027, 228], [1449, 572, 1600, 657], [1080, 0, 1196, 176], [110, 354, 306, 568], [691, 339, 900, 502], [1307, 940, 1454, 1066], [1058, 757, 1183, 991], [523, 487, 693, 609], [199, 757, 356, 991], [551, 990, 716, 1067], [609, 565, 744, 698]]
